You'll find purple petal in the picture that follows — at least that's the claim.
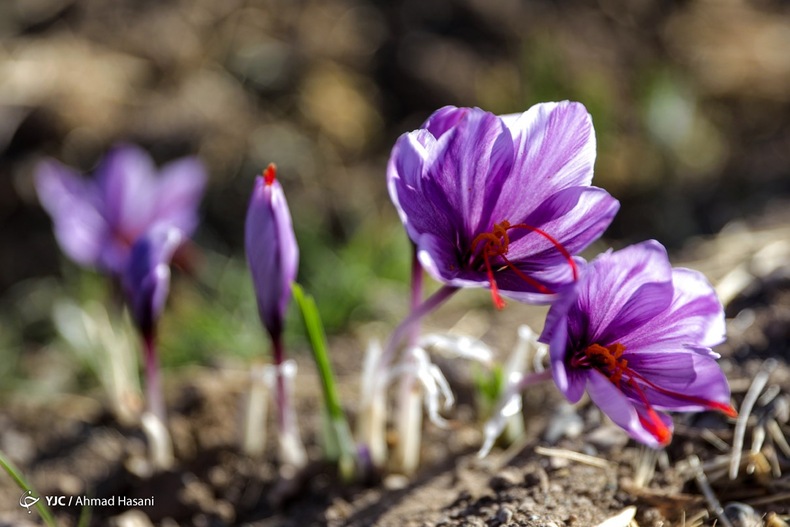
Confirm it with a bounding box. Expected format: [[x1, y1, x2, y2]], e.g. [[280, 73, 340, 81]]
[[599, 280, 674, 346], [387, 130, 455, 244], [154, 157, 207, 236], [422, 106, 468, 139], [416, 232, 480, 289], [245, 174, 299, 338], [622, 349, 733, 413], [34, 159, 108, 269], [422, 108, 515, 239], [575, 241, 673, 344], [587, 370, 671, 447], [620, 268, 725, 351], [123, 226, 184, 337], [541, 276, 582, 346], [96, 144, 159, 241], [549, 321, 587, 403], [508, 187, 619, 264], [495, 102, 596, 223]]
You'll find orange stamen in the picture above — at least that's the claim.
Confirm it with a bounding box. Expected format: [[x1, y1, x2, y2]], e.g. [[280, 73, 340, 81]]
[[582, 343, 628, 385], [470, 220, 577, 308], [263, 163, 277, 186]]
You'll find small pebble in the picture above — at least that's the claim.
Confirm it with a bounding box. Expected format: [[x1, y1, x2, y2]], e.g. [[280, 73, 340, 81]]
[[497, 506, 514, 524], [384, 474, 409, 490], [724, 502, 762, 527]]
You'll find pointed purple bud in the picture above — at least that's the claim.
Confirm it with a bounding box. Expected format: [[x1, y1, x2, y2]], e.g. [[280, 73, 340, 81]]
[[123, 226, 184, 339], [540, 240, 737, 447], [245, 164, 299, 339], [35, 144, 206, 275]]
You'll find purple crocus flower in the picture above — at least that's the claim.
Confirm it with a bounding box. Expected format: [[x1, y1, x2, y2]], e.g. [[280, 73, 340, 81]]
[[123, 226, 184, 340], [387, 102, 620, 307], [245, 164, 308, 467], [35, 144, 206, 275], [540, 240, 737, 446], [245, 163, 299, 341], [122, 225, 184, 423]]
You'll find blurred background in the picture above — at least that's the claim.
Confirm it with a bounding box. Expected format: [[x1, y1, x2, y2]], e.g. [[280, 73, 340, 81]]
[[1, 0, 790, 396]]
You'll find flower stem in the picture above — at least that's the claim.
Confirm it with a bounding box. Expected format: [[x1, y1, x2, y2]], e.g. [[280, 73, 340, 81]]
[[380, 284, 458, 369], [394, 246, 427, 474], [140, 333, 173, 469], [143, 334, 166, 424], [408, 246, 424, 344], [515, 369, 554, 390], [479, 368, 554, 458], [271, 335, 307, 468], [272, 334, 286, 429]]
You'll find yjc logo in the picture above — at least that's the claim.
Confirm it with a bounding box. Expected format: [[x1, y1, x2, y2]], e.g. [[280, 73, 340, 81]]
[[19, 490, 39, 514]]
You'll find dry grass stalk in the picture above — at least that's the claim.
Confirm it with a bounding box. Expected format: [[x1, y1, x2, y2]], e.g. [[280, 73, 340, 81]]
[[534, 446, 613, 469]]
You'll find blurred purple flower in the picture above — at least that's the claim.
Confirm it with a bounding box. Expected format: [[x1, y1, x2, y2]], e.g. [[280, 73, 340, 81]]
[[387, 102, 619, 307], [540, 240, 736, 446], [123, 225, 184, 339], [245, 164, 299, 339], [35, 144, 206, 274]]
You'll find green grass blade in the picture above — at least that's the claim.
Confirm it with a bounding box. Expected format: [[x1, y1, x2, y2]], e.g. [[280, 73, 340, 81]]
[[292, 283, 356, 479], [0, 449, 58, 527]]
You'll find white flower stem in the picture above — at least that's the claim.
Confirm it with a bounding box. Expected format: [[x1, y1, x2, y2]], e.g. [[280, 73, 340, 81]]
[[272, 335, 307, 469], [242, 364, 270, 457], [395, 374, 423, 475], [141, 411, 174, 470], [394, 248, 427, 473], [358, 340, 388, 468], [501, 326, 532, 442], [379, 284, 458, 370], [142, 334, 167, 430]]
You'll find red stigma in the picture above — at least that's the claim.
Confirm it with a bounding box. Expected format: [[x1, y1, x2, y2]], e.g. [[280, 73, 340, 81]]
[[574, 342, 737, 444], [638, 407, 673, 445], [470, 220, 578, 309], [263, 163, 277, 186]]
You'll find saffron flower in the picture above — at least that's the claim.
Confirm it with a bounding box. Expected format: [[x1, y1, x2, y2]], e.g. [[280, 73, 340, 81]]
[[35, 144, 206, 275], [540, 240, 736, 447], [123, 226, 184, 342], [245, 164, 299, 340], [387, 102, 620, 307], [245, 163, 306, 467], [122, 225, 184, 425]]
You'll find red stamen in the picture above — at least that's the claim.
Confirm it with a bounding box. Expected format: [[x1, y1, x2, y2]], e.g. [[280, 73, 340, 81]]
[[508, 223, 578, 281], [263, 163, 277, 186], [637, 406, 672, 445], [626, 368, 738, 418], [482, 251, 506, 310], [470, 220, 577, 308], [499, 254, 552, 294], [581, 341, 735, 444]]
